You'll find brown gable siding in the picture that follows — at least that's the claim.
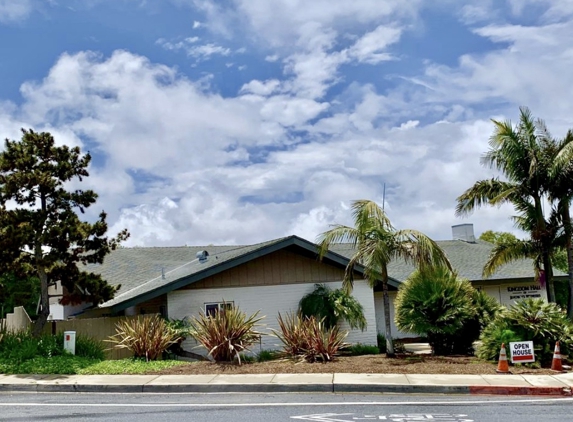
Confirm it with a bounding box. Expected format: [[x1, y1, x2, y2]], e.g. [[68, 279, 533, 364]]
[[181, 249, 346, 290], [134, 294, 167, 315]]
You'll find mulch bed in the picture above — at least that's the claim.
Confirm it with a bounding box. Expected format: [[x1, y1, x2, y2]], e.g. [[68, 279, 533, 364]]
[[150, 354, 559, 376]]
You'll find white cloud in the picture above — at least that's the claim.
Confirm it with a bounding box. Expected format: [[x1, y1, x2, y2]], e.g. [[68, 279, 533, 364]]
[[186, 43, 231, 59], [0, 0, 32, 23], [157, 37, 231, 61], [195, 0, 420, 48], [415, 19, 573, 130], [5, 1, 571, 248], [239, 79, 281, 96], [9, 47, 529, 246], [347, 25, 402, 64]]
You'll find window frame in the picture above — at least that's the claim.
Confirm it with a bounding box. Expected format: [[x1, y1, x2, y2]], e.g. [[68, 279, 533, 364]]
[[204, 301, 234, 317]]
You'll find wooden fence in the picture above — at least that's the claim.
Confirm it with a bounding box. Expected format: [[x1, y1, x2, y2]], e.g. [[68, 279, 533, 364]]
[[0, 308, 157, 360], [46, 315, 157, 360], [0, 306, 32, 333]]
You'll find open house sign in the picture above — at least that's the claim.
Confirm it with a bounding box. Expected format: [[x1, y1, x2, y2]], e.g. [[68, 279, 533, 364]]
[[509, 341, 535, 363]]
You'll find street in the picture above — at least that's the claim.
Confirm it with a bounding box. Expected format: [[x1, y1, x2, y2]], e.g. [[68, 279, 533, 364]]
[[0, 392, 572, 421]]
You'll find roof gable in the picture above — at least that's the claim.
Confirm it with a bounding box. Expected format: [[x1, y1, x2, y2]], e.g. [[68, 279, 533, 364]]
[[91, 235, 398, 313]]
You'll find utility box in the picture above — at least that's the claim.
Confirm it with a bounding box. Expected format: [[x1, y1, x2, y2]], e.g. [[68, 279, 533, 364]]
[[63, 331, 76, 355]]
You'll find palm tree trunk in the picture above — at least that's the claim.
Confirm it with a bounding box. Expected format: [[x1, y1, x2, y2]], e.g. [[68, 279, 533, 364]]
[[543, 251, 556, 303], [381, 278, 395, 357], [562, 206, 573, 317], [535, 196, 556, 302]]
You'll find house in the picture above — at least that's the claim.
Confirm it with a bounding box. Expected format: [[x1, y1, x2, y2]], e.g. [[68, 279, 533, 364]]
[[48, 223, 563, 354]]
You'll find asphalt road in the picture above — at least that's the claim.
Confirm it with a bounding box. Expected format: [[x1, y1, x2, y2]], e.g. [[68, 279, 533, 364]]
[[0, 392, 572, 422]]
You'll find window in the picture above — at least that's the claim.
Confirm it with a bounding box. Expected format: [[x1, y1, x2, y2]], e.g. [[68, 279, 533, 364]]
[[204, 301, 233, 317]]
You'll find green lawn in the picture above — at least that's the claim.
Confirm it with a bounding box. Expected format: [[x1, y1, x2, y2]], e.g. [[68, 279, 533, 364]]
[[0, 356, 190, 375]]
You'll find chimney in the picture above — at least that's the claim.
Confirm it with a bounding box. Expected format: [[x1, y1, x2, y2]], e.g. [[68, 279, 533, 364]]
[[452, 224, 476, 243]]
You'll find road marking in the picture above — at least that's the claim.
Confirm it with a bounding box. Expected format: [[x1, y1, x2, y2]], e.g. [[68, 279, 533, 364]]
[[291, 414, 474, 422], [0, 397, 571, 407]]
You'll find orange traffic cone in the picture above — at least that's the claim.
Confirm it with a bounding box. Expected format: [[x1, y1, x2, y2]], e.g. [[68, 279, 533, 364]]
[[551, 341, 564, 372], [496, 343, 510, 373]]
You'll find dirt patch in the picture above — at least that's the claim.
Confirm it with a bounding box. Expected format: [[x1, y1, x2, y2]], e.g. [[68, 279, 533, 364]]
[[151, 354, 558, 376]]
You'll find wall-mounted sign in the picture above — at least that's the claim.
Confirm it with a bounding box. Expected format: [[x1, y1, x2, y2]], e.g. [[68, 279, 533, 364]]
[[500, 283, 546, 305], [509, 341, 535, 363]]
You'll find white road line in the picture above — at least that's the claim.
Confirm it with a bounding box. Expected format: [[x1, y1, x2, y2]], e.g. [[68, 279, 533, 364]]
[[0, 398, 571, 407]]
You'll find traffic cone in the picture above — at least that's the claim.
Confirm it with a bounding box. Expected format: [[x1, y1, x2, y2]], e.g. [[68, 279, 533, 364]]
[[496, 343, 510, 373], [551, 341, 564, 372]]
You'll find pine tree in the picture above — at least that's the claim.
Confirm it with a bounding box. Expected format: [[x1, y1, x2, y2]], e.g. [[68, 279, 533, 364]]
[[0, 129, 129, 335]]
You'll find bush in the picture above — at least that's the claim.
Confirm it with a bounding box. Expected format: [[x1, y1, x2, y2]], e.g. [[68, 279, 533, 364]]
[[478, 299, 573, 365], [74, 334, 106, 360], [299, 284, 367, 331], [0, 331, 41, 362], [273, 312, 349, 362], [257, 349, 280, 362], [188, 305, 263, 364], [395, 267, 499, 355], [107, 315, 181, 361], [348, 343, 380, 356], [377, 333, 387, 353], [0, 331, 105, 363]]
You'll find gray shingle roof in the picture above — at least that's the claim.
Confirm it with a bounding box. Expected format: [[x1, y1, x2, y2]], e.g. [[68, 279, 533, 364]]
[[88, 236, 564, 310], [88, 237, 292, 308], [330, 239, 566, 282]]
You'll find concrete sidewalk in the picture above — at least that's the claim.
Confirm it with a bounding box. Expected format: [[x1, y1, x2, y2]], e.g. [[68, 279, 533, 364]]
[[1, 373, 573, 396]]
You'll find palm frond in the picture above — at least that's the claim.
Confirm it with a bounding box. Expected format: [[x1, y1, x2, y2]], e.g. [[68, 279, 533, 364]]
[[455, 178, 515, 216], [316, 225, 358, 259], [551, 130, 573, 180], [351, 199, 392, 233], [392, 229, 453, 272], [483, 240, 537, 278]]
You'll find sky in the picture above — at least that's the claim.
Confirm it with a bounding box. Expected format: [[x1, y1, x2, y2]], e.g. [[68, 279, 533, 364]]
[[0, 0, 572, 247]]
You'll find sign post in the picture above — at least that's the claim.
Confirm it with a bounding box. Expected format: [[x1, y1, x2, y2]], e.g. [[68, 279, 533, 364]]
[[509, 341, 535, 363]]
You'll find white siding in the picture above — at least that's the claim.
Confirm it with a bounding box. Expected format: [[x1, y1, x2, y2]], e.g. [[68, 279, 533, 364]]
[[475, 281, 548, 307], [376, 281, 550, 340], [374, 292, 418, 340], [168, 280, 377, 357]]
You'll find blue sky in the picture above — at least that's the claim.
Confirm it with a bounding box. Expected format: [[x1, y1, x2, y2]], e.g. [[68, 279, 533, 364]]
[[1, 0, 572, 246]]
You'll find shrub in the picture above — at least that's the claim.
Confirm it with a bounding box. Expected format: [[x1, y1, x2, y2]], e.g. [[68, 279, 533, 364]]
[[395, 267, 481, 355], [377, 333, 387, 354], [478, 299, 573, 365], [257, 349, 280, 362], [0, 331, 105, 362], [299, 284, 367, 331], [0, 319, 5, 343], [74, 334, 106, 360], [273, 312, 348, 362], [107, 315, 181, 361], [0, 331, 39, 362], [188, 305, 263, 364], [348, 343, 380, 356], [238, 353, 256, 363]]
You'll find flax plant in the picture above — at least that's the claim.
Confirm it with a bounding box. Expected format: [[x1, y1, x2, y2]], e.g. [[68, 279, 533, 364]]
[[107, 315, 181, 361], [273, 312, 348, 362], [188, 305, 263, 364]]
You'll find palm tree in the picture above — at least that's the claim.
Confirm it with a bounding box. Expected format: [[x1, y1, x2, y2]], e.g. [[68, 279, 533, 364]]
[[482, 201, 566, 294], [547, 129, 573, 316], [456, 107, 559, 302], [317, 200, 452, 357]]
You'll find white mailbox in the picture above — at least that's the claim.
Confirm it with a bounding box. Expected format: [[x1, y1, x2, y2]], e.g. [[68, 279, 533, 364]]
[[63, 331, 76, 355]]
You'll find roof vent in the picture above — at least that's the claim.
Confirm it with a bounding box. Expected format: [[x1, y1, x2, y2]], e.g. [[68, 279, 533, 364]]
[[196, 250, 209, 263], [452, 224, 476, 243]]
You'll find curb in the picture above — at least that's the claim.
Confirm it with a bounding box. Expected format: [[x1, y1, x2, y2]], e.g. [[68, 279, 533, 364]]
[[0, 383, 571, 396], [469, 385, 572, 396]]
